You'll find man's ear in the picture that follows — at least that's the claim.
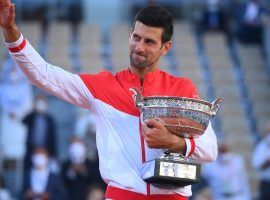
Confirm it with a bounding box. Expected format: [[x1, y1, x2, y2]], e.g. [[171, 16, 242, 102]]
[[161, 41, 172, 55]]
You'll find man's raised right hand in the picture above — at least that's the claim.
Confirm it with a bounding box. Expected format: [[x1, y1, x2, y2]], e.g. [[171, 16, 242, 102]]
[[0, 0, 20, 42], [0, 0, 15, 29]]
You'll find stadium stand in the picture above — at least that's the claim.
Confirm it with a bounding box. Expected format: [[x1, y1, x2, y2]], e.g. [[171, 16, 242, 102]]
[[237, 43, 270, 135], [78, 23, 105, 73], [20, 21, 42, 50], [46, 22, 73, 71], [110, 23, 130, 72], [174, 21, 206, 99]]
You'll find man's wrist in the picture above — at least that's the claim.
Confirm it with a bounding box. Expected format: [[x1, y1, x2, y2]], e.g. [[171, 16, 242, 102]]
[[168, 134, 186, 155], [5, 33, 27, 53], [2, 23, 21, 43], [184, 138, 195, 157]]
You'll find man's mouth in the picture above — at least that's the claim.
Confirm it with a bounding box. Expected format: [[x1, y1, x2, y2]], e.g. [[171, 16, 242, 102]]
[[133, 53, 145, 60]]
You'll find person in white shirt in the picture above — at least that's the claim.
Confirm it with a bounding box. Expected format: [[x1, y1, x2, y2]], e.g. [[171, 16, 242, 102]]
[[252, 124, 270, 200], [0, 57, 33, 119], [202, 142, 251, 200]]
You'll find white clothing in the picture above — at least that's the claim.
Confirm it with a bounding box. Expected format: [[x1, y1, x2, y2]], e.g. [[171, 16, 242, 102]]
[[202, 152, 251, 200], [252, 134, 270, 181], [0, 58, 33, 119], [30, 168, 49, 194], [0, 114, 26, 159], [0, 189, 12, 200]]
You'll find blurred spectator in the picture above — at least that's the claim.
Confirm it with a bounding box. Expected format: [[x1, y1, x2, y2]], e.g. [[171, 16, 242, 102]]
[[0, 174, 12, 200], [202, 142, 251, 200], [74, 108, 96, 138], [0, 58, 33, 196], [65, 0, 83, 25], [22, 147, 66, 200], [0, 57, 33, 119], [252, 124, 270, 200], [261, 0, 270, 70], [189, 176, 208, 200], [129, 0, 183, 23], [17, 0, 49, 30], [234, 0, 263, 44], [194, 0, 231, 34], [61, 137, 106, 200], [57, 0, 83, 34], [74, 108, 97, 159], [86, 183, 105, 200], [22, 95, 57, 171], [203, 0, 227, 31]]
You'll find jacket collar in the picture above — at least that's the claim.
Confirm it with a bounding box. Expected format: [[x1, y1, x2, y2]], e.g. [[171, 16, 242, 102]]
[[124, 67, 161, 84]]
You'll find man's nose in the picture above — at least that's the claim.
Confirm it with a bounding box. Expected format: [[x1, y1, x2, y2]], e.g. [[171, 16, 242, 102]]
[[134, 40, 145, 53]]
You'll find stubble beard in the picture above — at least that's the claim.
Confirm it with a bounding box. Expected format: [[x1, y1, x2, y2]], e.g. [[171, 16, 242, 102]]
[[129, 53, 149, 69]]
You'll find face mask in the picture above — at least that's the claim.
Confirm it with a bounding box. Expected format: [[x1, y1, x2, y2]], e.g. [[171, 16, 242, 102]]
[[32, 154, 48, 168], [35, 100, 47, 113], [69, 142, 86, 164]]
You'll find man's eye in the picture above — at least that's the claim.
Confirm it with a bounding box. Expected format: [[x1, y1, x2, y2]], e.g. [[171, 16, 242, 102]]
[[132, 35, 140, 41], [146, 41, 154, 45]]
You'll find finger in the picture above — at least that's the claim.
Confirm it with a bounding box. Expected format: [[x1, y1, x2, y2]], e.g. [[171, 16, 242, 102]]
[[145, 118, 164, 129], [142, 123, 158, 137], [141, 123, 156, 138], [0, 0, 11, 10], [141, 123, 150, 135], [9, 3, 15, 18], [143, 133, 152, 145], [1, 0, 8, 8], [4, 0, 11, 6]]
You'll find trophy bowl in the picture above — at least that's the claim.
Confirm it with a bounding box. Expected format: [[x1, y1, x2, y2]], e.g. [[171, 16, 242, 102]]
[[130, 87, 223, 138]]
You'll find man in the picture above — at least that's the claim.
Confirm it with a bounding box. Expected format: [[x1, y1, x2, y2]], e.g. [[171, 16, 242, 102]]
[[22, 147, 67, 200], [202, 142, 251, 200], [22, 94, 57, 170], [234, 0, 263, 44], [61, 137, 106, 200], [0, 1, 218, 199]]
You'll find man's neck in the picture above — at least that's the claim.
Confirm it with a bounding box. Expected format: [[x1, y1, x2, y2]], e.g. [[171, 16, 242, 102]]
[[129, 65, 157, 83]]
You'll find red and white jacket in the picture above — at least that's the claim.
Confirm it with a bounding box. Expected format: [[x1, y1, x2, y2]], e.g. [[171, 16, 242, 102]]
[[6, 35, 218, 198]]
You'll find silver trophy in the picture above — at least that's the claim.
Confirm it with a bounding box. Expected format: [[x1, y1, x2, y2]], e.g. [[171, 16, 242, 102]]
[[130, 87, 223, 188]]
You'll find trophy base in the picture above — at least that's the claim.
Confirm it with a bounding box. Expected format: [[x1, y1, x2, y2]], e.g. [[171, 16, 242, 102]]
[[141, 156, 201, 188]]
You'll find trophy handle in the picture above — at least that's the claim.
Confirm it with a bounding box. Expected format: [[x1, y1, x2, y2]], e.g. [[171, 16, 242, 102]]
[[130, 87, 144, 109], [210, 98, 224, 116]]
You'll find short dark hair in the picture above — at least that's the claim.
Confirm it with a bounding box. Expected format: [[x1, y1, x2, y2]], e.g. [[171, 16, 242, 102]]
[[133, 5, 174, 44]]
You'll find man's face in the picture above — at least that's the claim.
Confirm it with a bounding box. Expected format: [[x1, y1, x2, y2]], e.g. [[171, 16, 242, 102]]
[[129, 21, 170, 69]]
